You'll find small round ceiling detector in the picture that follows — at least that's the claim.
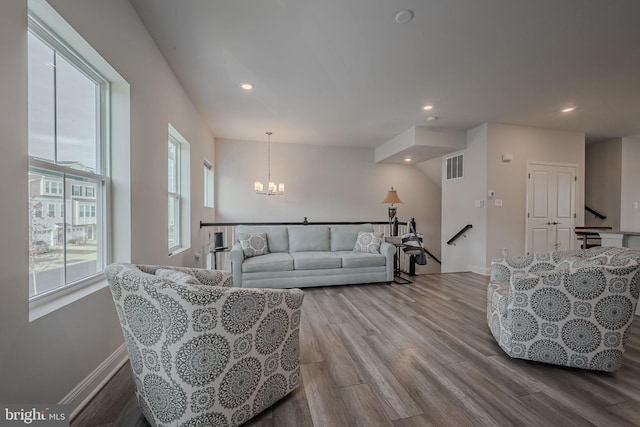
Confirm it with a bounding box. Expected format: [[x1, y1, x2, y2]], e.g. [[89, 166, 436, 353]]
[[395, 10, 414, 24]]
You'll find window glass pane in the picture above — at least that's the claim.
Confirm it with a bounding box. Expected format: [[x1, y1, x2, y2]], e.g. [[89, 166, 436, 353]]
[[168, 141, 177, 193], [56, 54, 98, 173], [29, 169, 64, 297], [446, 158, 452, 180], [65, 176, 101, 284], [27, 33, 55, 162], [204, 162, 214, 208], [457, 155, 463, 178], [168, 196, 179, 249]]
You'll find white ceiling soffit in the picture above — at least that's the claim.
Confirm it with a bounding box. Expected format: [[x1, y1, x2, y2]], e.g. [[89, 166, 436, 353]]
[[130, 0, 640, 147], [375, 127, 465, 164]]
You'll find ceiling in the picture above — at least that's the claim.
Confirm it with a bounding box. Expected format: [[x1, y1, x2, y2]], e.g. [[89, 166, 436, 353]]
[[129, 0, 640, 148]]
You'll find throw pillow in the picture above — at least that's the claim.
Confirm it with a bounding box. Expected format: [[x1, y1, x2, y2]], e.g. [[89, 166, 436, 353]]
[[238, 232, 270, 258], [155, 268, 202, 286], [353, 231, 384, 254]]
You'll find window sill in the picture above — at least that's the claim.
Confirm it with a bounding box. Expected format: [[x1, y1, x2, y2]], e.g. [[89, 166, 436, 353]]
[[29, 275, 109, 322], [169, 246, 190, 257]]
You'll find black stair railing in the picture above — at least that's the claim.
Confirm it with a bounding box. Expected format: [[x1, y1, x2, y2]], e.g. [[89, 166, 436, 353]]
[[447, 224, 473, 245], [585, 206, 607, 220]]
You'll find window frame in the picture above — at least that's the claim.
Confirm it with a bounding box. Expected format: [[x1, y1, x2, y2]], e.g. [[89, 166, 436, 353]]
[[27, 15, 111, 302], [204, 159, 214, 208], [168, 136, 181, 253]]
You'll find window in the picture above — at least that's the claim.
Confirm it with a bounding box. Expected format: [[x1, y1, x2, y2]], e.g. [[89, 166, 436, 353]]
[[445, 154, 464, 180], [85, 186, 95, 198], [168, 125, 191, 254], [204, 160, 214, 208], [27, 16, 109, 299]]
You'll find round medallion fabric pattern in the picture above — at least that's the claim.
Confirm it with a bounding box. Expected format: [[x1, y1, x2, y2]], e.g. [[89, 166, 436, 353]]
[[604, 332, 621, 348], [506, 255, 534, 269], [512, 292, 528, 308], [513, 277, 541, 292], [143, 374, 187, 424], [290, 310, 301, 329], [222, 292, 266, 335], [231, 405, 251, 426], [253, 374, 287, 416], [267, 293, 283, 309], [176, 334, 230, 386], [529, 262, 555, 274], [233, 334, 253, 359], [143, 349, 161, 372], [238, 233, 270, 258], [159, 294, 188, 344], [573, 301, 592, 318], [510, 343, 526, 357], [561, 319, 601, 353], [264, 353, 280, 376], [182, 413, 228, 427], [569, 354, 588, 368], [540, 271, 564, 287], [289, 371, 300, 389], [255, 309, 290, 355], [589, 349, 623, 371], [531, 288, 570, 321], [490, 264, 510, 283], [124, 329, 143, 375], [281, 333, 300, 371], [566, 270, 606, 300], [510, 309, 539, 341], [528, 340, 568, 365], [540, 323, 559, 339], [176, 286, 225, 306], [609, 277, 628, 293], [285, 292, 304, 310], [219, 357, 262, 409], [594, 295, 633, 329], [124, 295, 163, 346], [193, 307, 218, 332], [190, 387, 215, 413]]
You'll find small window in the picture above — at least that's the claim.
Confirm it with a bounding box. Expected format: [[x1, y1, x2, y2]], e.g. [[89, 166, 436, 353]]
[[204, 160, 214, 208], [168, 124, 191, 255], [446, 154, 464, 180], [72, 185, 82, 197]]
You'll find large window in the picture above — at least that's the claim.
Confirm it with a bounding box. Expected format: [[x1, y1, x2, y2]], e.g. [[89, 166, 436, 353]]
[[27, 16, 109, 299], [168, 136, 181, 251]]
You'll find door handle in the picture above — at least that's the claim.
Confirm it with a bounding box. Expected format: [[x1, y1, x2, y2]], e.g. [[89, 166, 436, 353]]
[[547, 221, 560, 225]]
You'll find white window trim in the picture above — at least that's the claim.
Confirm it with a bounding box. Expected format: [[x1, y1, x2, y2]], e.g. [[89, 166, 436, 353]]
[[28, 0, 131, 322]]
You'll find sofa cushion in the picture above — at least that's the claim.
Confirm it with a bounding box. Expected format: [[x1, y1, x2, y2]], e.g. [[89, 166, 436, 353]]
[[336, 251, 386, 268], [353, 231, 384, 254], [242, 253, 294, 273], [155, 268, 202, 286], [290, 252, 342, 270], [236, 225, 289, 253], [238, 232, 270, 258], [330, 224, 374, 251], [288, 226, 330, 252]]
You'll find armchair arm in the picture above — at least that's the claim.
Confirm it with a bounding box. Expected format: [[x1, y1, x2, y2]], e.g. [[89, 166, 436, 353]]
[[490, 253, 559, 284], [229, 243, 244, 287], [137, 264, 233, 287], [380, 242, 396, 282]]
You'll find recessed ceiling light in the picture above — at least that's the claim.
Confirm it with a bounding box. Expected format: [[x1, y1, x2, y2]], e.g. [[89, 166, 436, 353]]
[[404, 158, 412, 162], [241, 83, 254, 91], [395, 10, 414, 24], [422, 105, 434, 111], [561, 106, 576, 113]]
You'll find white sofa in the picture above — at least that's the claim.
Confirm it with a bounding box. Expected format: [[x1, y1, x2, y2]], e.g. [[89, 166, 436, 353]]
[[230, 223, 396, 288]]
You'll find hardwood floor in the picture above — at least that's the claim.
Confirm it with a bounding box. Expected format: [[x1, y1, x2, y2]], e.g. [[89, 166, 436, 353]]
[[72, 273, 640, 426]]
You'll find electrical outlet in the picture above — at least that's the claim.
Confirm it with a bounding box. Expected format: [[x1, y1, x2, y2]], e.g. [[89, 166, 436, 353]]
[[495, 199, 503, 207]]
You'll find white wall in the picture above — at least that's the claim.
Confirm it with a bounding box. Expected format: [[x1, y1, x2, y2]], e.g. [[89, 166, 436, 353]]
[[620, 136, 640, 230], [441, 124, 487, 273], [486, 123, 585, 261], [216, 139, 442, 272], [441, 123, 585, 274], [0, 0, 214, 410], [585, 139, 621, 228]]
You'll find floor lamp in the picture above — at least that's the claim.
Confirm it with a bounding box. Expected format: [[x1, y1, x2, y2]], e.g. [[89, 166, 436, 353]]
[[382, 187, 403, 236]]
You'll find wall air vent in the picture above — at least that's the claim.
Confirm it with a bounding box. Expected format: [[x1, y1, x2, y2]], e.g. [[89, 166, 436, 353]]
[[445, 154, 464, 180]]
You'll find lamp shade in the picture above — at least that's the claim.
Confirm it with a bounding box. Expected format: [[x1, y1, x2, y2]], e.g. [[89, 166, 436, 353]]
[[382, 187, 403, 205]]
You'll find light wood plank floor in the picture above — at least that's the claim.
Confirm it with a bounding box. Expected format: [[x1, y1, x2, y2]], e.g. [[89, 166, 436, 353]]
[[72, 273, 640, 426]]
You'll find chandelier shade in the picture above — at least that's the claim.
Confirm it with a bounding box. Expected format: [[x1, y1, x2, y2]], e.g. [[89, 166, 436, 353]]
[[255, 132, 284, 195]]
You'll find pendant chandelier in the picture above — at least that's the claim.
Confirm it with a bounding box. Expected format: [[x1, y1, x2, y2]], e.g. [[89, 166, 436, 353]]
[[254, 131, 284, 195]]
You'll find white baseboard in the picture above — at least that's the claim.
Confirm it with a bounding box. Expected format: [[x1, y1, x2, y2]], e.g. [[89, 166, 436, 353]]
[[468, 264, 491, 276], [60, 343, 129, 420]]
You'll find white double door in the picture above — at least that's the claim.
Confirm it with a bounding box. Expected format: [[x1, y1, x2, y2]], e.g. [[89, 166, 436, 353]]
[[526, 162, 577, 255]]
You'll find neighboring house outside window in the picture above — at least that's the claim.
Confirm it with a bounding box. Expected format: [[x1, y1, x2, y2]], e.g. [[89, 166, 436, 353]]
[[27, 16, 109, 298]]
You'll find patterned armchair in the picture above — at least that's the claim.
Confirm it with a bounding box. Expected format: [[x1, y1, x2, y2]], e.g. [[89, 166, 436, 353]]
[[104, 263, 303, 426], [488, 247, 640, 372]]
